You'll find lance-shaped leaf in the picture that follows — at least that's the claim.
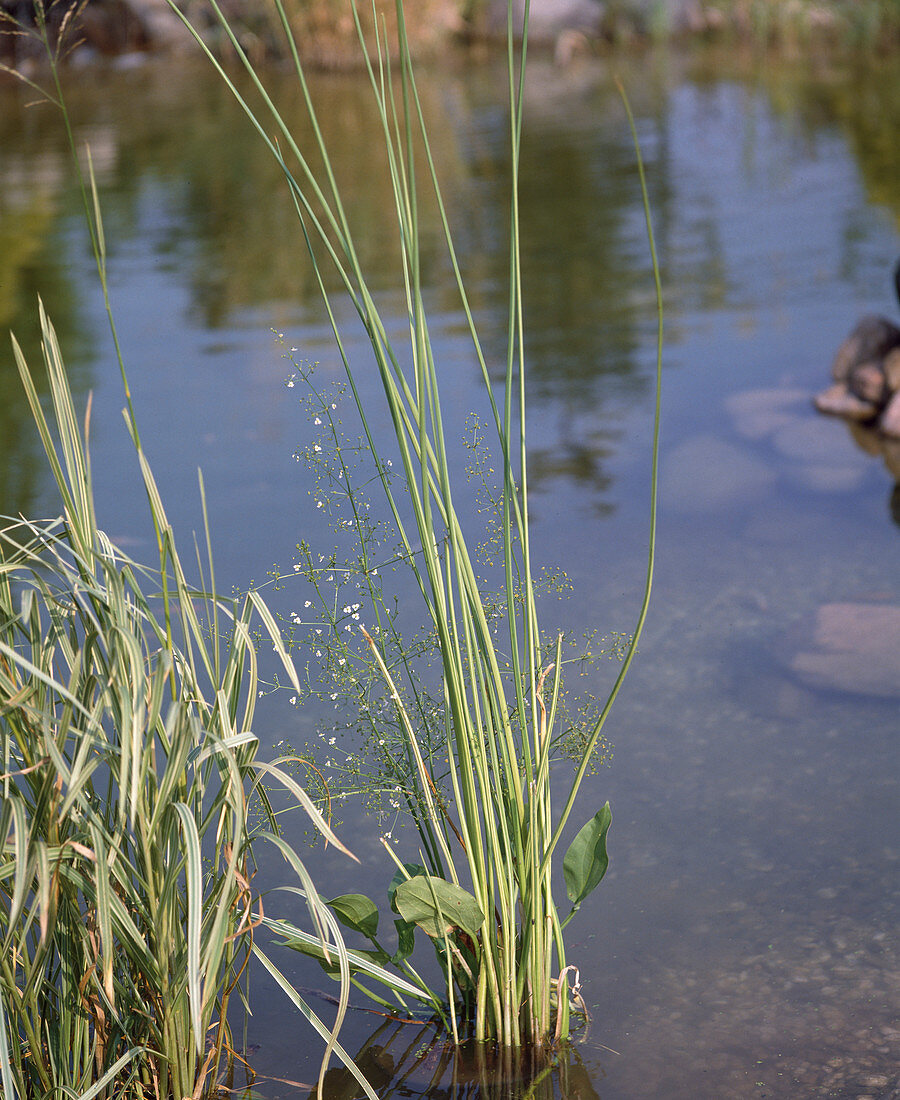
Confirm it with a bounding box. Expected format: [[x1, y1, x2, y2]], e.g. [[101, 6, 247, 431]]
[[563, 803, 612, 907], [394, 876, 485, 939]]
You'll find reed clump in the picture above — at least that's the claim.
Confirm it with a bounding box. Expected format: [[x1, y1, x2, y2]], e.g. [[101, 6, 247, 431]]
[[0, 297, 373, 1099], [168, 0, 662, 1054]]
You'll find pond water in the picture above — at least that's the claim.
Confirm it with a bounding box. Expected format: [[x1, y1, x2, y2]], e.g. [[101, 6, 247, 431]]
[[2, 42, 899, 1100]]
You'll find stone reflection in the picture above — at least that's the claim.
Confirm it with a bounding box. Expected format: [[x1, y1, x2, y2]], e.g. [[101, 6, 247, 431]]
[[846, 420, 900, 529], [307, 1017, 604, 1100]]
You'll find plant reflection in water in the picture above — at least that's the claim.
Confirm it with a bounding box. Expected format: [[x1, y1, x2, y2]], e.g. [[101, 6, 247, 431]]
[[311, 1015, 606, 1100]]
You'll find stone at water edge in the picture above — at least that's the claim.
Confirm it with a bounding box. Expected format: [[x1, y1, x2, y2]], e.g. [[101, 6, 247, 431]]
[[789, 602, 900, 699], [879, 391, 900, 439], [813, 383, 880, 422]]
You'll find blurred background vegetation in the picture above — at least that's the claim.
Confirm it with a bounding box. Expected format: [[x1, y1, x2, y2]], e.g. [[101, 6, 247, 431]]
[[3, 0, 900, 69]]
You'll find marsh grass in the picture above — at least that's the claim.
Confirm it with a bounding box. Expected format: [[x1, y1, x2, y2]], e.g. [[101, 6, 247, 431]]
[[168, 0, 662, 1056], [0, 296, 391, 1099], [0, 15, 386, 1091]]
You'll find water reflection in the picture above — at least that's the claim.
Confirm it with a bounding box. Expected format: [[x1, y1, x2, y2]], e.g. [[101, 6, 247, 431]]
[[1, 54, 676, 510], [0, 83, 92, 516], [309, 1019, 603, 1100], [841, 419, 900, 526]]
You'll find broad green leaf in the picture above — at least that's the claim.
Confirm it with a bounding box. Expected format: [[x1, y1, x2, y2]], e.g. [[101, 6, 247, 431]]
[[392, 918, 416, 965], [394, 876, 484, 939], [387, 863, 427, 913], [328, 893, 379, 939], [563, 803, 612, 907]]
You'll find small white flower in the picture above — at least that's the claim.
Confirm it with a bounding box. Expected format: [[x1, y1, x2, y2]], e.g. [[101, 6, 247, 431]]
[[286, 380, 295, 388], [317, 501, 324, 509], [290, 696, 297, 705], [314, 417, 322, 425], [314, 444, 322, 452], [305, 600, 312, 607]]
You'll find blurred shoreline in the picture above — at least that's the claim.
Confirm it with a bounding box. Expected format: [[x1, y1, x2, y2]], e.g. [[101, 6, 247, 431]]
[[3, 0, 900, 73]]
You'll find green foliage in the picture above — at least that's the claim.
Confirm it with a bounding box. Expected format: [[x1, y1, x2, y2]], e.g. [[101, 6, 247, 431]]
[[562, 804, 612, 916], [167, 0, 662, 1053], [0, 304, 368, 1100], [0, 20, 378, 1086], [393, 877, 485, 940]]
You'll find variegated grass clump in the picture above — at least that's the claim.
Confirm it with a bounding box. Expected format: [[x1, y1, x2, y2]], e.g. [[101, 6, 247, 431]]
[[0, 302, 375, 1100], [172, 0, 662, 1055]]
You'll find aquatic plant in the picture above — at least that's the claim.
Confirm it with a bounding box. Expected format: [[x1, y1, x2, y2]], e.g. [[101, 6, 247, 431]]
[[0, 300, 377, 1100], [170, 0, 662, 1054], [0, 16, 381, 1093]]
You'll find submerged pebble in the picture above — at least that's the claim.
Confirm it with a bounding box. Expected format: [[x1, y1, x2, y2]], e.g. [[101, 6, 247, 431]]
[[788, 601, 900, 699], [662, 434, 775, 512]]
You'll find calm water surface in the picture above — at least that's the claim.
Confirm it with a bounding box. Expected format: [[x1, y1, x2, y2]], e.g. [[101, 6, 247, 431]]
[[1, 46, 899, 1099]]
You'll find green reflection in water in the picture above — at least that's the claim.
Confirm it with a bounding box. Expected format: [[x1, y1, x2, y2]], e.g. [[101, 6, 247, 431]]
[[4, 46, 900, 514], [0, 80, 92, 517]]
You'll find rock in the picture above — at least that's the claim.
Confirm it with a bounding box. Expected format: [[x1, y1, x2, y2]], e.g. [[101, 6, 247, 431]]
[[813, 383, 879, 422], [880, 391, 900, 439], [789, 602, 900, 699], [883, 346, 900, 391], [848, 360, 890, 405], [830, 315, 900, 384]]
